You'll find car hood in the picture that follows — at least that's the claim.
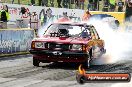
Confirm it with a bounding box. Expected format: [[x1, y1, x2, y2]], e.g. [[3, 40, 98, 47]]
[[33, 36, 91, 44]]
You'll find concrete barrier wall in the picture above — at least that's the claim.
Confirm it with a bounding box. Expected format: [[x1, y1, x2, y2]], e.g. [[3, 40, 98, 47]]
[[0, 29, 34, 55]]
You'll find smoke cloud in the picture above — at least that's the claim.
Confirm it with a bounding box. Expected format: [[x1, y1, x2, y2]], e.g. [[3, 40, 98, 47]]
[[87, 19, 132, 65]]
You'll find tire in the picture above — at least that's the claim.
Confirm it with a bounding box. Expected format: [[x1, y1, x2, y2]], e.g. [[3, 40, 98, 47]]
[[83, 49, 92, 69], [83, 58, 91, 69], [33, 58, 40, 67]]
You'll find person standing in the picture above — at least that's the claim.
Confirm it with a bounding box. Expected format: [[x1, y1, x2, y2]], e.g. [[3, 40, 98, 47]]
[[0, 5, 10, 29], [79, 0, 85, 9], [102, 0, 109, 12], [50, 0, 54, 7], [62, 0, 69, 8], [57, 0, 62, 8], [38, 0, 42, 6], [118, 0, 124, 12], [75, 0, 79, 9], [94, 0, 99, 11], [31, 0, 35, 5], [88, 0, 93, 11], [109, 0, 116, 12], [70, 0, 75, 9], [42, 0, 48, 6], [11, 0, 20, 4], [125, 0, 132, 21], [11, 0, 14, 4], [62, 0, 72, 8]]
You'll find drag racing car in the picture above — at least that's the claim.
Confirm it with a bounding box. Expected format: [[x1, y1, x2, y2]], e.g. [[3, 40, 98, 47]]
[[29, 22, 106, 68]]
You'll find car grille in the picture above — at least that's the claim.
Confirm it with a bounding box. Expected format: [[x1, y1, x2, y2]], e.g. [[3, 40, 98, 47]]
[[45, 42, 71, 51]]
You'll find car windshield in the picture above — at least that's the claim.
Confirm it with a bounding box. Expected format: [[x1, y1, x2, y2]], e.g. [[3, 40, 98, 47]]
[[44, 24, 91, 37]]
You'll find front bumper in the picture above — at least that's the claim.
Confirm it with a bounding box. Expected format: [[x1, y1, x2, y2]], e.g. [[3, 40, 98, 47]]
[[29, 49, 88, 62]]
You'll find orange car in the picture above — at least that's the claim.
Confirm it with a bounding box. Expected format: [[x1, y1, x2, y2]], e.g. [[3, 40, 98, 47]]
[[29, 22, 106, 68]]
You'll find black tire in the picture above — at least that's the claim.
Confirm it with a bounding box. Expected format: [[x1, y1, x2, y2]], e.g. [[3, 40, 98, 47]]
[[33, 58, 40, 67]]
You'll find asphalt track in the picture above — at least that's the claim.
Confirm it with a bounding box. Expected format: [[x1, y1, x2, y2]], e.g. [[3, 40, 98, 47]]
[[0, 54, 131, 87]]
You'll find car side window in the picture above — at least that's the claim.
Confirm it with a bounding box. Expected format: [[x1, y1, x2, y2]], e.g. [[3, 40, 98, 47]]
[[80, 26, 92, 38]]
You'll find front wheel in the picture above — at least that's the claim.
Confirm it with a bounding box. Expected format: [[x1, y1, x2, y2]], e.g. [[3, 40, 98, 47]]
[[83, 58, 91, 69], [33, 58, 40, 67], [83, 49, 92, 69]]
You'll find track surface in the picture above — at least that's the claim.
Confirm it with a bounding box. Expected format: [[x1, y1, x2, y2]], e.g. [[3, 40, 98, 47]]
[[0, 54, 131, 87]]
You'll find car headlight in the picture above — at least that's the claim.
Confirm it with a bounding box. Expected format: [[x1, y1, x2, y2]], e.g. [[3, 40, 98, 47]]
[[35, 42, 45, 48], [72, 44, 82, 50]]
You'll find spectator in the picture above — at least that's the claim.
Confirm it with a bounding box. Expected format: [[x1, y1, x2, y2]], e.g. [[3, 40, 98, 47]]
[[102, 0, 109, 12], [88, 0, 94, 11], [0, 5, 10, 29], [57, 0, 62, 8], [38, 0, 42, 6], [31, 0, 35, 6], [118, 0, 124, 12], [50, 0, 54, 7], [11, 0, 14, 4], [12, 0, 20, 4], [125, 0, 132, 21], [109, 0, 116, 12], [94, 0, 99, 11], [75, 0, 79, 9], [126, 0, 132, 7], [63, 0, 71, 8], [42, 0, 48, 6], [82, 10, 91, 21], [71, 0, 75, 9], [88, 0, 98, 11], [79, 0, 85, 9], [63, 0, 69, 8]]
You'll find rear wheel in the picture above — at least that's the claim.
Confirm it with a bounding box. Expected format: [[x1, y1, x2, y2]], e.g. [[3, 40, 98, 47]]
[[33, 58, 40, 67]]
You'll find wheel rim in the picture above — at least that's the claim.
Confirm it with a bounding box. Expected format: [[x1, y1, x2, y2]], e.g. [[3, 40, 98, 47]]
[[87, 59, 90, 67], [87, 49, 92, 68]]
